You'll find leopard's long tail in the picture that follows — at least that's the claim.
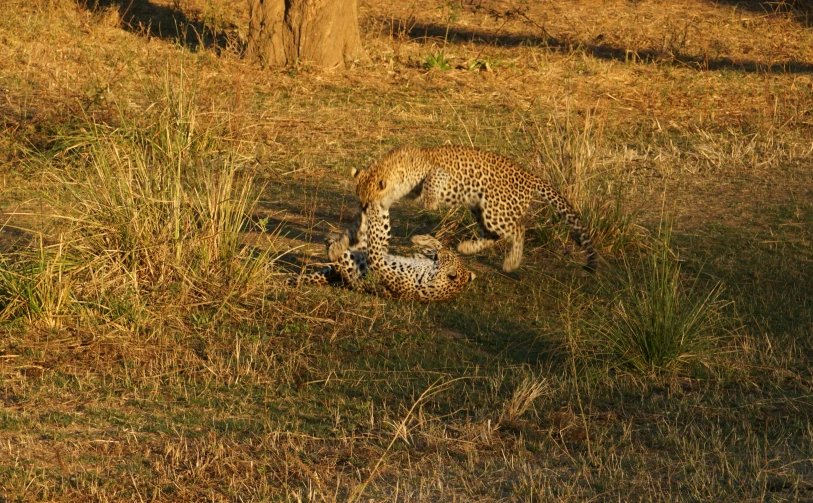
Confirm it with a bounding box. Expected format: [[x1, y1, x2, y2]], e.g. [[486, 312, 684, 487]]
[[536, 181, 598, 273], [286, 267, 339, 287]]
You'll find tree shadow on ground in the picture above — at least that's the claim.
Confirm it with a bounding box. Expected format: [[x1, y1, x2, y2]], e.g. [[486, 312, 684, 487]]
[[76, 0, 240, 53], [384, 20, 813, 74], [711, 0, 812, 27], [253, 177, 357, 277]]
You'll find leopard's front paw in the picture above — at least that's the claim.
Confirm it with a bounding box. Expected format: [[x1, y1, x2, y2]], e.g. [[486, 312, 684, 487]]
[[326, 233, 350, 262]]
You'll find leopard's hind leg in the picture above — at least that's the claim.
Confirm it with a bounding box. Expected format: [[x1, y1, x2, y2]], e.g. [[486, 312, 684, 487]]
[[501, 226, 525, 272], [327, 223, 369, 288]]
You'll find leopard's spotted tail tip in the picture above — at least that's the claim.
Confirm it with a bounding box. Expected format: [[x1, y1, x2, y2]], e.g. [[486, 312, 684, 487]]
[[583, 252, 598, 274]]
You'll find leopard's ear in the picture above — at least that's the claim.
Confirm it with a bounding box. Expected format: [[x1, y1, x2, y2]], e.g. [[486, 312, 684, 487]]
[[351, 167, 359, 179], [469, 271, 477, 282], [378, 179, 387, 190]]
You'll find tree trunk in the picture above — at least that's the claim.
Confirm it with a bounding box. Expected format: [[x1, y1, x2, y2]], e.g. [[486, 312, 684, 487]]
[[246, 0, 365, 70]]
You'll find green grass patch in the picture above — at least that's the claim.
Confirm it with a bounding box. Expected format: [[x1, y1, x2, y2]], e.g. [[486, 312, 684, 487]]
[[423, 50, 453, 70], [594, 222, 731, 375]]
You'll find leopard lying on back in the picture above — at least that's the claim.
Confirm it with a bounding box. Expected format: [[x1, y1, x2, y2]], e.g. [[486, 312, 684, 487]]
[[351, 145, 597, 273], [287, 203, 475, 302]]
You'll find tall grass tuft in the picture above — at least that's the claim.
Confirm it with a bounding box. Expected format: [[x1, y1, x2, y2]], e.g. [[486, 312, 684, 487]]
[[499, 372, 549, 426], [532, 105, 642, 255], [49, 72, 270, 326], [595, 222, 729, 374]]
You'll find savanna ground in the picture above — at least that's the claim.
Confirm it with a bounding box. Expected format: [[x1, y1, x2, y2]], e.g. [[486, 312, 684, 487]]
[[1, 0, 812, 501]]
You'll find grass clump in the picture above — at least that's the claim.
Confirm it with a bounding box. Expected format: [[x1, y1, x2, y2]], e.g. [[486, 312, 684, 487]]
[[47, 73, 271, 327], [532, 105, 643, 255], [423, 49, 453, 70], [595, 223, 730, 375], [0, 238, 75, 329], [499, 370, 549, 426]]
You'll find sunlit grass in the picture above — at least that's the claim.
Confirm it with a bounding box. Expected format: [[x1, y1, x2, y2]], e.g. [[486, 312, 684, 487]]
[[29, 72, 275, 330], [532, 105, 644, 257], [0, 237, 75, 328]]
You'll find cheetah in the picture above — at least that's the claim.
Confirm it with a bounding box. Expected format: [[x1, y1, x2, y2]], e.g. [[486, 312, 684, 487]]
[[287, 203, 475, 301], [351, 145, 597, 273]]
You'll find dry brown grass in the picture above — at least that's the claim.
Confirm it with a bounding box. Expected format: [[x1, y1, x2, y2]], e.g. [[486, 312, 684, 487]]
[[1, 0, 812, 501]]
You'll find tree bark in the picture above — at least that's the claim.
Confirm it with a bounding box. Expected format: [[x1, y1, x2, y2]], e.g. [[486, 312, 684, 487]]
[[246, 0, 365, 70]]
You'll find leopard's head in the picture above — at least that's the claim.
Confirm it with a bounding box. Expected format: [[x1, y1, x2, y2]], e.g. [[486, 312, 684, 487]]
[[352, 146, 420, 208], [437, 250, 476, 289]]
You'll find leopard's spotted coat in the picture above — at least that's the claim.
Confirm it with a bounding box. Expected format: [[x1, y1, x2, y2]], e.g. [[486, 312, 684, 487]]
[[352, 145, 597, 273]]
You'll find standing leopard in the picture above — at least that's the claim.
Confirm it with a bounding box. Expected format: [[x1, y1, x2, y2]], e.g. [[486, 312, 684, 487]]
[[287, 203, 475, 301], [351, 145, 597, 273]]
